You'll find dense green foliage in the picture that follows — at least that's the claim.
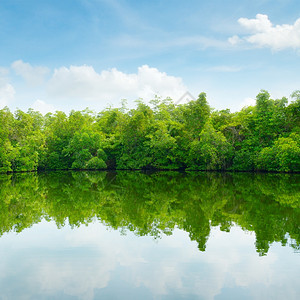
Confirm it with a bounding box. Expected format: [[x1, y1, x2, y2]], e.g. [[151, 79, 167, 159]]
[[0, 171, 299, 255], [0, 90, 299, 172]]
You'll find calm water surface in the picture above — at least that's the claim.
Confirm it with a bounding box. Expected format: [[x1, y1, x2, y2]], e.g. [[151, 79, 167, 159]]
[[0, 171, 299, 299]]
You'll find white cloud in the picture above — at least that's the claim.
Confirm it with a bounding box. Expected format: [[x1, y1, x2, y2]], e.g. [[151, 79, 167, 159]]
[[239, 97, 256, 109], [136, 65, 186, 100], [31, 99, 56, 115], [228, 35, 242, 45], [239, 14, 273, 33], [0, 69, 15, 108], [0, 83, 15, 108], [12, 60, 49, 86], [0, 67, 9, 77], [229, 14, 300, 50], [47, 64, 187, 105]]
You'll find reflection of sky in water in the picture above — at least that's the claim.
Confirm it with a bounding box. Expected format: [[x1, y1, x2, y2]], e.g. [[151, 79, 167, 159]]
[[0, 220, 299, 300]]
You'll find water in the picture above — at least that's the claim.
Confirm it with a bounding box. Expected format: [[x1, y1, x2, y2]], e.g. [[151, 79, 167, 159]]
[[0, 171, 299, 299]]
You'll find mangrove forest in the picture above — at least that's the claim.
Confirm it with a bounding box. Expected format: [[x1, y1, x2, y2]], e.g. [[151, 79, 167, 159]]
[[0, 90, 299, 173]]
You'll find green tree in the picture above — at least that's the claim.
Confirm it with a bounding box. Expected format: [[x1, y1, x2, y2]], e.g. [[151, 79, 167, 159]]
[[118, 100, 154, 169], [257, 134, 300, 172], [0, 107, 14, 172], [182, 92, 211, 139], [187, 122, 232, 170]]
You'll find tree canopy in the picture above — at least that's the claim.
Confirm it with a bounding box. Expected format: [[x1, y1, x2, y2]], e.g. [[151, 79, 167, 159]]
[[0, 90, 299, 173]]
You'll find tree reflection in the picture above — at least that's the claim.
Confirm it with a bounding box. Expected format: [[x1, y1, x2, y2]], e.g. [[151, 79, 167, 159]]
[[0, 171, 299, 255]]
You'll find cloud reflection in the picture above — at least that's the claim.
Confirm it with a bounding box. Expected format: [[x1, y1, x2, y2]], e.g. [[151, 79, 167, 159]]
[[0, 220, 299, 299]]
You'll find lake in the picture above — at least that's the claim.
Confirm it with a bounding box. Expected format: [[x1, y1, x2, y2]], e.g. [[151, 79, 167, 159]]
[[0, 171, 299, 299]]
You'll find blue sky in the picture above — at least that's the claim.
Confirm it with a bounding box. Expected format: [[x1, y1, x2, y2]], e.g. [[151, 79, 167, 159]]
[[0, 0, 299, 113]]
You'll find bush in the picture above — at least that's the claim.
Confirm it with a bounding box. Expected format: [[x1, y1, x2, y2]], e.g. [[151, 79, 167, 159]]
[[232, 150, 255, 171], [256, 136, 300, 172], [85, 157, 107, 170]]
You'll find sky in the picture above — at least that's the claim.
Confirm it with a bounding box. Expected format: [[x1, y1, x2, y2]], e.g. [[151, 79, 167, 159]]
[[0, 0, 300, 114]]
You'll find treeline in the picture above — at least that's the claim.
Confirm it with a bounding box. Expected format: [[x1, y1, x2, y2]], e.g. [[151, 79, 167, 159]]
[[0, 90, 299, 173]]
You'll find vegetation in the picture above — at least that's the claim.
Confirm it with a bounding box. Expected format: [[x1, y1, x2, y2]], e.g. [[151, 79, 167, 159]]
[[0, 171, 299, 255], [0, 90, 299, 173]]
